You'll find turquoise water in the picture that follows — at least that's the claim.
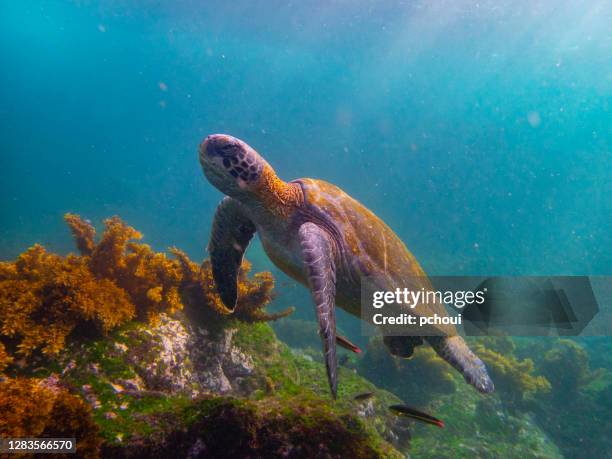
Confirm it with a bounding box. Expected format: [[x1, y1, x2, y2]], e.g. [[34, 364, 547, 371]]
[[1, 1, 611, 457]]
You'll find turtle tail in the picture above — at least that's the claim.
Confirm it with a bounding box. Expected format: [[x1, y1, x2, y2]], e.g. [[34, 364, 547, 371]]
[[426, 335, 494, 394]]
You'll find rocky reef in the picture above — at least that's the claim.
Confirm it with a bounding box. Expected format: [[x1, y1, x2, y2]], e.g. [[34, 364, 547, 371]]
[[352, 334, 611, 458], [1, 215, 610, 458], [354, 335, 562, 458], [0, 216, 405, 458]]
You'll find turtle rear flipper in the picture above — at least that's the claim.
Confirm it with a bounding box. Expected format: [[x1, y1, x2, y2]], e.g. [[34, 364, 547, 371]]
[[384, 335, 423, 359], [426, 336, 494, 394]]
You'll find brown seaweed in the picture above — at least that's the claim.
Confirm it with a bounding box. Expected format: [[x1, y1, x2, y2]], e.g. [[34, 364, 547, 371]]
[[0, 214, 292, 371]]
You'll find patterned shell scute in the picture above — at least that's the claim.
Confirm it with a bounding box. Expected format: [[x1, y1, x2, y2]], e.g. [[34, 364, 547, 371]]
[[298, 178, 454, 330]]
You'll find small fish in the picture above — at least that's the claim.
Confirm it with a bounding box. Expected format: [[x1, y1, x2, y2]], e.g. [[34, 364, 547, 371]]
[[389, 404, 444, 428], [336, 334, 362, 354], [353, 391, 375, 401]]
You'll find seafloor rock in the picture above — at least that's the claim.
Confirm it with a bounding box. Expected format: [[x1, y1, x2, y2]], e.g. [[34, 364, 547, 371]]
[[409, 381, 564, 459], [59, 314, 261, 403], [353, 336, 564, 459], [101, 397, 403, 459], [118, 314, 254, 396], [53, 317, 405, 458]]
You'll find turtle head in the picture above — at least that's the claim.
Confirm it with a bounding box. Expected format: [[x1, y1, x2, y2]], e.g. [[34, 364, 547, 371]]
[[199, 134, 267, 198], [200, 134, 303, 215]]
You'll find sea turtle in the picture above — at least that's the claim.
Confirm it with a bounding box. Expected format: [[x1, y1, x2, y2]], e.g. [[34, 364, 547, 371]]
[[199, 134, 494, 398]]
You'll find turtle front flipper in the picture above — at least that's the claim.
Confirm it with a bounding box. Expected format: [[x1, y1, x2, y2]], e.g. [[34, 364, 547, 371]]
[[208, 197, 256, 310], [299, 222, 338, 399], [427, 335, 495, 394]]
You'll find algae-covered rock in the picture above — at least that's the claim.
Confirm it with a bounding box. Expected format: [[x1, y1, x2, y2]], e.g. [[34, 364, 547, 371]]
[[55, 315, 405, 458], [471, 337, 551, 408], [101, 396, 402, 458], [351, 335, 564, 459], [408, 377, 563, 459], [529, 339, 612, 459], [0, 215, 403, 458], [357, 336, 456, 407], [60, 313, 258, 402], [118, 314, 254, 396], [272, 317, 321, 350], [539, 339, 597, 399]]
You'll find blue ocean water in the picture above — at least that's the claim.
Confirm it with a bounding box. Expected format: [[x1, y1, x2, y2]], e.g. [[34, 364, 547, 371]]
[[1, 1, 610, 274], [1, 1, 610, 456]]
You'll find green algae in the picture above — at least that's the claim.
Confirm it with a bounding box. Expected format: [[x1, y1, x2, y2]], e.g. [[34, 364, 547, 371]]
[[56, 317, 404, 457], [409, 378, 563, 459], [101, 396, 403, 459], [59, 325, 191, 443]]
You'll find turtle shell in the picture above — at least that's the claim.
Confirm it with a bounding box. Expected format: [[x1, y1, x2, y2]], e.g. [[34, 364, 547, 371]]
[[296, 178, 456, 335]]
